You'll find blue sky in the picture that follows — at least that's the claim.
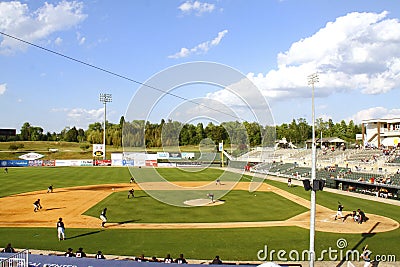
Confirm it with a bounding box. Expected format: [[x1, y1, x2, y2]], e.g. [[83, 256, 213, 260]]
[[1, 0, 400, 133]]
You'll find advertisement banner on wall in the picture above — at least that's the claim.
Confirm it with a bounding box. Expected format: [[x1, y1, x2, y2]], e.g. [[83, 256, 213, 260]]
[[42, 160, 56, 166], [0, 160, 29, 167], [157, 162, 176, 167], [112, 159, 135, 166], [29, 160, 43, 167], [93, 144, 105, 157], [169, 152, 181, 159], [181, 152, 195, 159], [145, 160, 158, 167], [55, 160, 71, 167], [80, 160, 93, 166], [146, 153, 158, 160], [94, 160, 112, 166], [134, 159, 146, 167], [157, 152, 169, 159]]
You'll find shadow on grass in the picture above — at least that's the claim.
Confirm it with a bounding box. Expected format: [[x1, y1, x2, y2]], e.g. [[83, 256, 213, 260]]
[[336, 222, 380, 267], [116, 219, 141, 225], [66, 230, 103, 240]]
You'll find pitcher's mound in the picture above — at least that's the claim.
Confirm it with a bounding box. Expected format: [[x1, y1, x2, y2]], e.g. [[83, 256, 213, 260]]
[[184, 198, 225, 207]]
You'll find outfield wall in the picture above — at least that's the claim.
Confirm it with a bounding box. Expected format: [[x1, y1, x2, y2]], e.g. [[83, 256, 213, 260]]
[[1, 253, 254, 267]]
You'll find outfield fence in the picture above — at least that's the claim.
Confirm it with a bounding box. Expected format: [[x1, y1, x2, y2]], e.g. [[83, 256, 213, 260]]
[[0, 249, 29, 267]]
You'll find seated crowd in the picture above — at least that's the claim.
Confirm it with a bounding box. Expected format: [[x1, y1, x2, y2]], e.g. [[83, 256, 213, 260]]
[[1, 244, 224, 265]]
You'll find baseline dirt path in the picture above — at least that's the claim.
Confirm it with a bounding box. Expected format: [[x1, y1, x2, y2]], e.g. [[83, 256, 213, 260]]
[[0, 181, 398, 234]]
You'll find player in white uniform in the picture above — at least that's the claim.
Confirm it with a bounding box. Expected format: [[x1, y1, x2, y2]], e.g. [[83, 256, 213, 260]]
[[100, 208, 107, 228], [57, 217, 65, 240]]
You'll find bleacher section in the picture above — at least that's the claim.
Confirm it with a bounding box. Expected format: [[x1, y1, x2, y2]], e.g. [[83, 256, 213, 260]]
[[252, 160, 400, 200], [345, 149, 382, 163]]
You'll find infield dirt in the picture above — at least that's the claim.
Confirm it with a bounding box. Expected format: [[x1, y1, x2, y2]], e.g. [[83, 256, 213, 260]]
[[0, 181, 398, 234]]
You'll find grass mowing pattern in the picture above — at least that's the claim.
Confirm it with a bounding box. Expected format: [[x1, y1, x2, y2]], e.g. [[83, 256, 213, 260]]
[[0, 167, 131, 197], [83, 190, 307, 223], [1, 226, 396, 261], [0, 168, 399, 261]]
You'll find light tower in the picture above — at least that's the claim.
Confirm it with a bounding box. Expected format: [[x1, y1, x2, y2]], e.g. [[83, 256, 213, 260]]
[[307, 73, 319, 267], [99, 93, 112, 160]]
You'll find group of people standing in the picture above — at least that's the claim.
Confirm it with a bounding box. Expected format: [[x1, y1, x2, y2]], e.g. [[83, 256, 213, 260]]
[[335, 203, 368, 224]]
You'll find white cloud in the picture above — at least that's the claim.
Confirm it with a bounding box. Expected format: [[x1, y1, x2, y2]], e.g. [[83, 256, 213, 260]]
[[349, 107, 400, 123], [0, 83, 6, 95], [207, 11, 400, 106], [54, 36, 63, 45], [50, 107, 104, 128], [0, 1, 87, 54], [76, 32, 85, 45], [178, 1, 215, 16], [67, 108, 103, 121], [168, 29, 228, 58]]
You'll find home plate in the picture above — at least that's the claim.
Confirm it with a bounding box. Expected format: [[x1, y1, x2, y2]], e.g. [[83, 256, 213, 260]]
[[184, 198, 225, 206]]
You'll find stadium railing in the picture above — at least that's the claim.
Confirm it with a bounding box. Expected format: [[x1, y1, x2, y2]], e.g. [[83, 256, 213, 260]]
[[0, 249, 29, 267]]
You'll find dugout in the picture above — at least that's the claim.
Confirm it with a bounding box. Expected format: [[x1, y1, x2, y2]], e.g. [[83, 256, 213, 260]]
[[332, 178, 400, 200]]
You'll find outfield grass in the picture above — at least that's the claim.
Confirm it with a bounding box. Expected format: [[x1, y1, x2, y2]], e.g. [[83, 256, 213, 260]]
[[0, 167, 131, 197], [0, 167, 399, 261], [0, 226, 396, 261]]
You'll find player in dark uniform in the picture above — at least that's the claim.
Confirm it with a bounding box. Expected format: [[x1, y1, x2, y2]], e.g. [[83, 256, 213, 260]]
[[335, 203, 344, 220], [47, 185, 53, 193], [164, 253, 173, 263], [128, 188, 135, 199], [130, 177, 135, 184], [64, 248, 75, 257], [57, 217, 65, 240], [76, 247, 87, 258], [100, 208, 107, 228], [357, 209, 368, 224], [207, 193, 214, 203], [95, 251, 106, 259], [33, 199, 42, 212], [175, 253, 188, 264]]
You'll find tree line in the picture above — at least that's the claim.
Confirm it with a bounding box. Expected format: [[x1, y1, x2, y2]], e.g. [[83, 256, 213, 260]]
[[1, 117, 362, 149]]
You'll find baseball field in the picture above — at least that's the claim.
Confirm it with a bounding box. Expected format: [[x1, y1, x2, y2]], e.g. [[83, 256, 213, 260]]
[[0, 166, 399, 262]]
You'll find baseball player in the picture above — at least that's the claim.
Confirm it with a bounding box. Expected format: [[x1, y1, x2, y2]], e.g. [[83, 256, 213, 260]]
[[100, 208, 107, 228], [335, 203, 344, 220], [33, 199, 42, 212], [57, 217, 65, 241], [130, 177, 136, 184], [47, 185, 53, 193], [128, 188, 135, 199], [207, 193, 214, 203]]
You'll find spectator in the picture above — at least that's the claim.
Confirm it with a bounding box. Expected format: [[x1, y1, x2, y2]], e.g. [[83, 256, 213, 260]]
[[211, 255, 223, 264], [164, 253, 173, 263], [150, 256, 160, 262], [2, 243, 16, 253], [76, 247, 86, 258], [135, 254, 148, 262], [175, 253, 188, 264], [95, 251, 106, 259], [64, 248, 75, 257]]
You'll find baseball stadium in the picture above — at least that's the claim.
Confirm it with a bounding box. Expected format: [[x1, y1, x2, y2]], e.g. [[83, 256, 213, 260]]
[[0, 144, 399, 267]]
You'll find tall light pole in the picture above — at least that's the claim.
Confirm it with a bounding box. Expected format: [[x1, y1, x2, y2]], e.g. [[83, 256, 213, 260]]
[[99, 93, 112, 160], [308, 73, 319, 267]]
